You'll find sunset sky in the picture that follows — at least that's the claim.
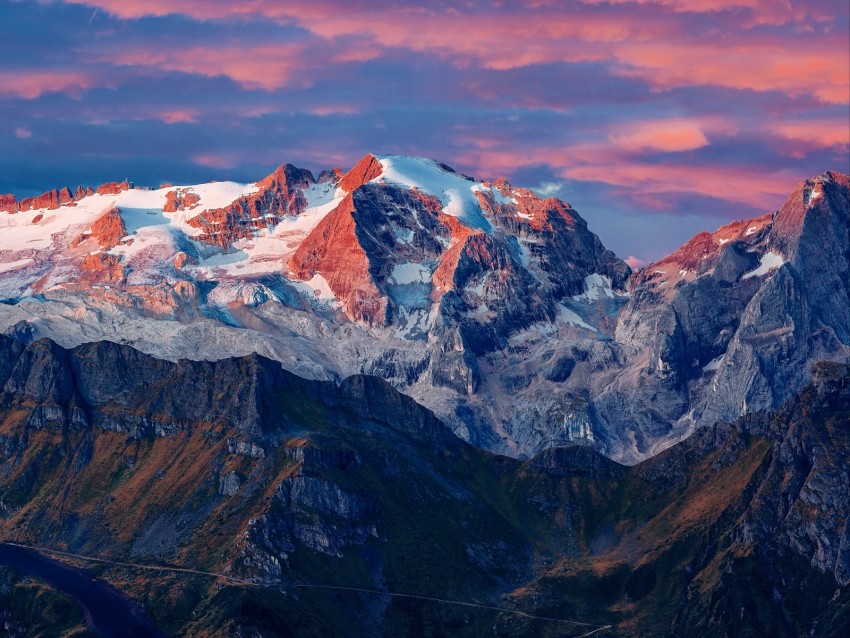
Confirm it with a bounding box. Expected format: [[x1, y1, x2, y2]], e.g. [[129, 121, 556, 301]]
[[2, 0, 848, 262]]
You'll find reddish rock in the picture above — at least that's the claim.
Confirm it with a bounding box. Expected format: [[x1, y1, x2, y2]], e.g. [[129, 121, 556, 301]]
[[163, 189, 201, 212], [70, 207, 127, 250], [74, 186, 94, 200], [189, 164, 314, 248], [475, 182, 575, 232], [20, 189, 65, 211], [18, 185, 89, 211], [90, 208, 127, 249], [32, 214, 43, 224], [126, 281, 199, 316], [258, 164, 313, 192], [409, 189, 444, 217], [0, 194, 18, 214], [318, 168, 343, 185], [79, 253, 124, 285], [340, 154, 383, 193], [289, 194, 387, 325], [96, 181, 131, 195], [173, 252, 194, 270], [59, 186, 74, 204], [642, 213, 773, 282], [519, 196, 575, 231], [772, 171, 849, 252]]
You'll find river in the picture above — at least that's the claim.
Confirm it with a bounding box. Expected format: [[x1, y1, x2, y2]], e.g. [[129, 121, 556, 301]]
[[0, 542, 166, 638]]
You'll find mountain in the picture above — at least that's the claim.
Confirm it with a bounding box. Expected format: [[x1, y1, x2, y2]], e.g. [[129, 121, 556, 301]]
[[0, 336, 847, 636], [0, 157, 847, 463]]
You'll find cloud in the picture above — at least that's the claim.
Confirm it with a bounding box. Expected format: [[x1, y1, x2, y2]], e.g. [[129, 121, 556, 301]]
[[105, 44, 308, 91], [561, 161, 799, 208], [774, 120, 850, 149], [1, 0, 844, 262], [191, 152, 241, 169], [60, 0, 848, 105], [609, 118, 711, 152], [0, 71, 96, 99], [14, 127, 32, 139], [613, 41, 849, 104]]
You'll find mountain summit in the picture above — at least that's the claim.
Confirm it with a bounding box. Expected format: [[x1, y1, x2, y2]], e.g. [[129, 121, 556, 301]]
[[0, 157, 847, 462]]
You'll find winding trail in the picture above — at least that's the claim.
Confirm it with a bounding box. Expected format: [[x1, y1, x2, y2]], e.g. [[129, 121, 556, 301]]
[[6, 541, 614, 636]]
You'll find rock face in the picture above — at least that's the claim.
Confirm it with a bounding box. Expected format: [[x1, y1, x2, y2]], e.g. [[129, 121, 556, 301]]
[[186, 164, 313, 247], [0, 194, 19, 214], [0, 157, 847, 463], [0, 335, 847, 637], [600, 170, 850, 460], [0, 154, 634, 458]]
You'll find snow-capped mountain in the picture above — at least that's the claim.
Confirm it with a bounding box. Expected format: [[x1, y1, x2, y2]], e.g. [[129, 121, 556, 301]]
[[0, 156, 847, 462]]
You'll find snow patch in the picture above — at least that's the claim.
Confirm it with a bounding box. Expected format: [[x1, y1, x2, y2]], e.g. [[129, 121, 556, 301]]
[[215, 183, 344, 278], [0, 257, 34, 274], [375, 156, 492, 233], [291, 273, 337, 303], [390, 262, 431, 285], [0, 195, 115, 251], [808, 189, 822, 206], [557, 305, 597, 331], [472, 183, 516, 206], [703, 355, 724, 372], [178, 181, 259, 219], [743, 251, 784, 279], [207, 280, 272, 307], [573, 273, 616, 301]]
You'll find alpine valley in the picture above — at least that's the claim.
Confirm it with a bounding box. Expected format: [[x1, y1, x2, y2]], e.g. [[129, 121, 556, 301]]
[[0, 156, 848, 636]]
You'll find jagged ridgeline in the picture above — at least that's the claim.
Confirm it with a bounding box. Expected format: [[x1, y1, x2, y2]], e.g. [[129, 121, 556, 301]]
[[0, 157, 847, 464], [0, 336, 848, 636]]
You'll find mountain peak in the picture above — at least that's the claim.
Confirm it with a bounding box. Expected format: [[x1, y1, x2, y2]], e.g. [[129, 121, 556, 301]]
[[771, 169, 849, 252], [339, 153, 383, 192]]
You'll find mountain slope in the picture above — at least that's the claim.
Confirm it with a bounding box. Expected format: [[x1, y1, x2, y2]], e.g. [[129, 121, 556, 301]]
[[605, 170, 850, 459], [0, 160, 847, 463], [0, 154, 632, 456], [0, 336, 847, 636]]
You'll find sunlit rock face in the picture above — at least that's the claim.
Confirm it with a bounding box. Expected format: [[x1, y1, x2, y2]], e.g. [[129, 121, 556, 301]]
[[0, 157, 847, 463]]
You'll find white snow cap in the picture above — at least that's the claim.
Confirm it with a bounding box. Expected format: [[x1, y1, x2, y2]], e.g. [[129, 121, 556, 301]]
[[373, 155, 493, 233]]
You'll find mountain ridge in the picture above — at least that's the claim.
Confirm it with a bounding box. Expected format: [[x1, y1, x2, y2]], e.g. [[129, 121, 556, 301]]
[[0, 334, 847, 636], [0, 156, 847, 463]]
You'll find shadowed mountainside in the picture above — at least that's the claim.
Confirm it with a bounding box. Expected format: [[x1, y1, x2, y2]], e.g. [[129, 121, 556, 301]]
[[0, 336, 847, 636]]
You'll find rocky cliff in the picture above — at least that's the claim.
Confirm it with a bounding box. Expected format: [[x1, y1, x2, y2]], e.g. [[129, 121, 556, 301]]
[[0, 159, 846, 464], [0, 336, 847, 636]]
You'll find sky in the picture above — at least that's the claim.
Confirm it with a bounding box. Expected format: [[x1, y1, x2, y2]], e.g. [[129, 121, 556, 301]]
[[1, 0, 848, 264]]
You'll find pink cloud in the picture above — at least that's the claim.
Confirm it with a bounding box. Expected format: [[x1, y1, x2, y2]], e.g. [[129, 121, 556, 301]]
[[561, 161, 799, 208], [579, 0, 836, 27], [453, 132, 802, 211], [14, 127, 32, 139], [192, 153, 240, 169], [625, 255, 647, 268], [106, 44, 308, 91], [774, 120, 850, 149], [0, 71, 96, 99], [609, 119, 711, 152], [613, 41, 849, 104], [310, 105, 358, 116], [158, 110, 199, 124], [62, 0, 847, 106]]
